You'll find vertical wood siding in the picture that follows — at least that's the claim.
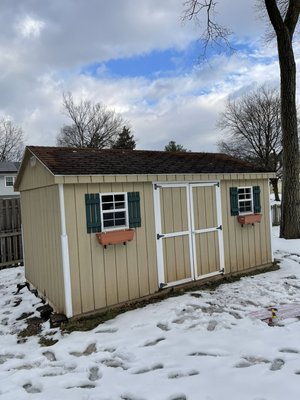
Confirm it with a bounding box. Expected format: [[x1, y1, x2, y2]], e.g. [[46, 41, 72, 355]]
[[21, 186, 65, 312], [63, 177, 272, 316], [64, 182, 158, 316], [221, 179, 272, 274]]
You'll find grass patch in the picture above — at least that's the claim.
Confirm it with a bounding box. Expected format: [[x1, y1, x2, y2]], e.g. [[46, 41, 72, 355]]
[[18, 317, 43, 338], [38, 336, 58, 347]]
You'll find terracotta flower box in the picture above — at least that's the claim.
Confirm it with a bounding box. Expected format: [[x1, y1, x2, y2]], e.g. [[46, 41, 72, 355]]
[[237, 214, 262, 226], [96, 229, 134, 247]]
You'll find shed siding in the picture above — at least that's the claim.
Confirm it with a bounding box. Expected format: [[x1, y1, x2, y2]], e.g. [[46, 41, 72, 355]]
[[18, 156, 54, 191], [20, 185, 65, 311], [221, 178, 272, 274], [64, 182, 158, 316], [63, 177, 272, 317]]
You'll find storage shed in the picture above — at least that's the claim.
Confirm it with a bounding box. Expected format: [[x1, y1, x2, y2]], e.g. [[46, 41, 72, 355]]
[[15, 146, 274, 318]]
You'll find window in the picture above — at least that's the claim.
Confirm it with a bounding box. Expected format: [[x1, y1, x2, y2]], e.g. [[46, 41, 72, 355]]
[[5, 176, 15, 187], [230, 186, 261, 216], [238, 187, 253, 214], [85, 191, 141, 233], [100, 192, 128, 231]]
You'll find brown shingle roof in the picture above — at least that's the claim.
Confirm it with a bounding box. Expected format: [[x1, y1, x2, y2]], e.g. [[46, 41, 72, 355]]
[[27, 146, 272, 175]]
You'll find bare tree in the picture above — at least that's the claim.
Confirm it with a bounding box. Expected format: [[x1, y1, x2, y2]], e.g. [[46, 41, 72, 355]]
[[57, 93, 127, 149], [218, 86, 282, 201], [0, 118, 24, 162], [183, 0, 300, 239]]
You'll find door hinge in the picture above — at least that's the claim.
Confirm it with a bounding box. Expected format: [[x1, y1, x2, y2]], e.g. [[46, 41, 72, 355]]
[[154, 183, 162, 190], [215, 182, 220, 187], [157, 233, 165, 240], [216, 225, 222, 230], [219, 268, 225, 274]]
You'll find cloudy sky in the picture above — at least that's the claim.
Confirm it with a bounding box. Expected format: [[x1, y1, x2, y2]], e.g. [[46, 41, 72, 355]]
[[0, 0, 290, 152]]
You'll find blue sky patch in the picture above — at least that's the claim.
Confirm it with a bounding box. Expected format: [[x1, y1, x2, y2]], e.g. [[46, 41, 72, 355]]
[[80, 39, 263, 80], [80, 41, 216, 79]]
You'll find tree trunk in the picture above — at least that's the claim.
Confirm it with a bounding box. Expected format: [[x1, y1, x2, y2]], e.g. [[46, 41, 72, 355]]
[[277, 32, 300, 238], [270, 178, 280, 202]]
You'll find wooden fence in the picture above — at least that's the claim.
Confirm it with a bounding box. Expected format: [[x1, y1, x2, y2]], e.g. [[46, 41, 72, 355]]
[[0, 198, 23, 269], [271, 204, 281, 226]]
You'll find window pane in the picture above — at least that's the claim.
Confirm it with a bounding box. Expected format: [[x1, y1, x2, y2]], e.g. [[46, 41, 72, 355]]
[[102, 195, 113, 203], [115, 211, 126, 219], [103, 220, 114, 227], [115, 194, 125, 202], [102, 202, 114, 210], [103, 213, 114, 220], [115, 202, 125, 209], [115, 219, 126, 226]]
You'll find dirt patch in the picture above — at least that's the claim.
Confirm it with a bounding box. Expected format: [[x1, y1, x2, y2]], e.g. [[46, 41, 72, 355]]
[[18, 317, 43, 338]]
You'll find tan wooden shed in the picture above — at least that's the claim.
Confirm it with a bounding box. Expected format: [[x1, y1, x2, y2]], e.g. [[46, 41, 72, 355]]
[[15, 146, 274, 318]]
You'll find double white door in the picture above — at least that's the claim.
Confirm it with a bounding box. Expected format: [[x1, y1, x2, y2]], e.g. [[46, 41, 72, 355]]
[[154, 182, 224, 288]]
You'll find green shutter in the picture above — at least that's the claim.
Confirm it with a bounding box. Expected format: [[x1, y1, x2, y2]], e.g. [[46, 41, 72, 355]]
[[230, 187, 239, 216], [85, 193, 101, 233], [128, 192, 141, 228], [253, 186, 261, 214]]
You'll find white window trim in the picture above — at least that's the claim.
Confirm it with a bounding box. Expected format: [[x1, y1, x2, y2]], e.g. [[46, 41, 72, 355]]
[[5, 176, 15, 187], [100, 192, 129, 231], [238, 186, 253, 215]]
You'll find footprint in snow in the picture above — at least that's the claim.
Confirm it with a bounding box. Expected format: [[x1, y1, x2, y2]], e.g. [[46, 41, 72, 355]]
[[13, 298, 22, 307], [270, 358, 285, 371], [101, 358, 128, 370], [43, 351, 56, 361], [132, 363, 163, 374], [157, 322, 170, 331], [121, 394, 146, 400], [101, 346, 116, 353], [67, 384, 95, 389], [279, 348, 300, 354], [23, 383, 41, 394], [168, 370, 199, 379], [235, 356, 270, 368], [294, 370, 300, 375], [89, 366, 102, 381], [70, 342, 97, 357], [167, 395, 187, 400], [189, 351, 221, 357], [207, 320, 218, 331], [144, 337, 165, 347]]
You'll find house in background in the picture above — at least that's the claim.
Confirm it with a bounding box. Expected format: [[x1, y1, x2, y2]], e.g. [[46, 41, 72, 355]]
[[15, 146, 275, 319], [0, 162, 20, 198]]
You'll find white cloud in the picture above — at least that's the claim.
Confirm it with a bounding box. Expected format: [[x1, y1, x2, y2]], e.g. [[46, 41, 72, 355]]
[[16, 15, 45, 38]]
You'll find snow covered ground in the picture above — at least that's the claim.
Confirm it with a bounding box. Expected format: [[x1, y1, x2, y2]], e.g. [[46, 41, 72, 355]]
[[1, 227, 300, 400]]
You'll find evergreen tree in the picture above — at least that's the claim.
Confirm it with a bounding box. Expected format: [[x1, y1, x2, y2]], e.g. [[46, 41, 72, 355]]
[[112, 126, 136, 149], [164, 140, 187, 152]]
